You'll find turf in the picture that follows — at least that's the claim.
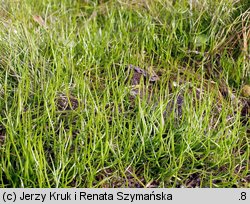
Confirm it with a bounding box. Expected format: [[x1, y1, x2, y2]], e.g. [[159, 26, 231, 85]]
[[0, 0, 249, 187]]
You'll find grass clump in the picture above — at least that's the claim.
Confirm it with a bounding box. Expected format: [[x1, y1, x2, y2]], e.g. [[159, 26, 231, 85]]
[[0, 0, 249, 187]]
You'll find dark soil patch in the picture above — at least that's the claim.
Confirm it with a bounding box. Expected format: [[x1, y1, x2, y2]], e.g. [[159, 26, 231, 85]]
[[185, 173, 201, 188], [0, 125, 6, 146], [56, 93, 79, 111]]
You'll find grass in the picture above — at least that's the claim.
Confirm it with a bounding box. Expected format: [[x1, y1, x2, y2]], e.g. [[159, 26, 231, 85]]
[[0, 0, 249, 187]]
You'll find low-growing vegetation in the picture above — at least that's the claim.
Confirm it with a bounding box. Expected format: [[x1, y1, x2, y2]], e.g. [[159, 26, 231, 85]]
[[0, 0, 249, 187]]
